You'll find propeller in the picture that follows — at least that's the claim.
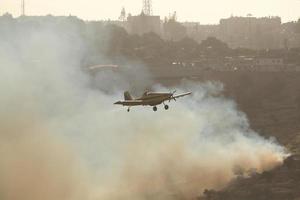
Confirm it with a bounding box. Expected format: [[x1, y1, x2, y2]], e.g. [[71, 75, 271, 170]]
[[169, 90, 177, 102]]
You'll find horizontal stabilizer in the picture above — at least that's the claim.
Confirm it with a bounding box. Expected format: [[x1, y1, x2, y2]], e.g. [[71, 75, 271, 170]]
[[114, 100, 143, 106]]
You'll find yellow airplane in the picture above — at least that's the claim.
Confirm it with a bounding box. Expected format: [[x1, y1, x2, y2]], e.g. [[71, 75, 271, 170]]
[[114, 91, 192, 112]]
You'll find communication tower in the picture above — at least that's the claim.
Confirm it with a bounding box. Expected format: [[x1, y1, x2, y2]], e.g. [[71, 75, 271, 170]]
[[142, 0, 153, 16]]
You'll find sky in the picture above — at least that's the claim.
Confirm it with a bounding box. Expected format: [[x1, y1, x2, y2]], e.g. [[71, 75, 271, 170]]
[[1, 0, 300, 24]]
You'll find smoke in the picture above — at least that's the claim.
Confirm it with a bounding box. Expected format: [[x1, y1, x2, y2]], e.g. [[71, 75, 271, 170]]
[[99, 82, 286, 200], [0, 114, 89, 200], [0, 18, 287, 200]]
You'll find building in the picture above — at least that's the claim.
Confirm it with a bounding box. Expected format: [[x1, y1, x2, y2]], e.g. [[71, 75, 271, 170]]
[[127, 13, 161, 36], [107, 13, 300, 49], [254, 57, 284, 66], [182, 22, 219, 42], [219, 16, 282, 49]]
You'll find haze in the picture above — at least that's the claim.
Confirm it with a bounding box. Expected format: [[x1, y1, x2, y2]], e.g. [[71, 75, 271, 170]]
[[2, 0, 300, 23]]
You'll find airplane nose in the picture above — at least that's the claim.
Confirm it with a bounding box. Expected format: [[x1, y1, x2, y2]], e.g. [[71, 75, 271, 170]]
[[114, 101, 121, 105]]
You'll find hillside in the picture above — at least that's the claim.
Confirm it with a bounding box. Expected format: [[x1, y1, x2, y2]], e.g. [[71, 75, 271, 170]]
[[198, 154, 300, 200]]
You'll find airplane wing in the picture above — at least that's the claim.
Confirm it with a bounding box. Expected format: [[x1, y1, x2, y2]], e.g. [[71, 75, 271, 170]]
[[114, 100, 144, 106], [171, 92, 192, 100]]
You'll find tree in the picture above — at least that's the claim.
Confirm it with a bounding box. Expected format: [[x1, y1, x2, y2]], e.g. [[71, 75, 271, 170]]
[[175, 37, 199, 60], [163, 14, 187, 41], [106, 24, 129, 57], [296, 18, 300, 33], [200, 37, 230, 56]]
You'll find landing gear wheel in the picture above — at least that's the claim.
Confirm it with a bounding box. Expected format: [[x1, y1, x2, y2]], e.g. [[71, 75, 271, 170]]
[[153, 106, 158, 112], [127, 108, 130, 112], [164, 105, 169, 110]]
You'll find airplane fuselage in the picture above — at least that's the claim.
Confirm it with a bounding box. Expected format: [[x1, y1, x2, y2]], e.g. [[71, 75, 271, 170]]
[[114, 91, 191, 111], [137, 93, 172, 106], [115, 93, 172, 106]]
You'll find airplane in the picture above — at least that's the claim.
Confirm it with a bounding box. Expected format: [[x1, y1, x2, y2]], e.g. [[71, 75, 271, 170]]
[[114, 90, 192, 112]]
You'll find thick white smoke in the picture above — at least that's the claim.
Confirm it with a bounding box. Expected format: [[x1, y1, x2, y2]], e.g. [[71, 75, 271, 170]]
[[0, 19, 287, 200]]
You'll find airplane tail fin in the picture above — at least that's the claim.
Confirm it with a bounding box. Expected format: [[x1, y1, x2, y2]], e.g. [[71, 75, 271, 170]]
[[124, 91, 133, 100]]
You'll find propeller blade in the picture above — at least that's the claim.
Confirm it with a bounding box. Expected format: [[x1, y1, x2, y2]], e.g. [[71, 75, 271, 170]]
[[171, 90, 177, 101]]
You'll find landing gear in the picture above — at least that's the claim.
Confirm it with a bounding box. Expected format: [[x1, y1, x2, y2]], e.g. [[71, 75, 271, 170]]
[[164, 104, 169, 110], [163, 102, 169, 110], [153, 106, 158, 112], [127, 107, 130, 112]]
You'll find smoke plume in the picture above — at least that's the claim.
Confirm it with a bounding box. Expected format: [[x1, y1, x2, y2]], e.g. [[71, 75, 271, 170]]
[[0, 18, 287, 200]]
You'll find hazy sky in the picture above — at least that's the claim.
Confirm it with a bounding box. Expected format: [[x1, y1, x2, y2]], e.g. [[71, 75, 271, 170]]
[[2, 0, 300, 24]]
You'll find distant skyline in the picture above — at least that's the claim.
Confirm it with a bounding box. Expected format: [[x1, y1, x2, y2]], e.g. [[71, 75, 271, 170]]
[[2, 0, 300, 24]]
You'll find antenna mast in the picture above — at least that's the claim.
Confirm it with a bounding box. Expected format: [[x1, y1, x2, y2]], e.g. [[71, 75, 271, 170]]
[[21, 0, 25, 16], [119, 7, 126, 21]]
